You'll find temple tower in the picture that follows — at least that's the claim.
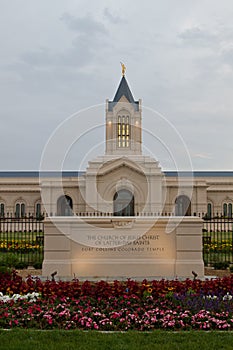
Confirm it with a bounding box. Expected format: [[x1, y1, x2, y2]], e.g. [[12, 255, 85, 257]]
[[105, 68, 142, 156]]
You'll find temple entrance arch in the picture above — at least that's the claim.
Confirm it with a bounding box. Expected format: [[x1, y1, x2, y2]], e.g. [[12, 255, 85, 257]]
[[113, 189, 134, 216]]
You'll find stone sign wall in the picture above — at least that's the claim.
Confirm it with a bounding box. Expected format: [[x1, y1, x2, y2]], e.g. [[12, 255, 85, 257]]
[[42, 217, 204, 279]]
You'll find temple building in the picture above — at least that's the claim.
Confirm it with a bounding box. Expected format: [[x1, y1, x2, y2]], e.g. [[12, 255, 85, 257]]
[[0, 72, 233, 219]]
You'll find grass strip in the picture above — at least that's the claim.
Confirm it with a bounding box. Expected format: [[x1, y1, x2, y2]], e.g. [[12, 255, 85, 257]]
[[0, 330, 233, 350]]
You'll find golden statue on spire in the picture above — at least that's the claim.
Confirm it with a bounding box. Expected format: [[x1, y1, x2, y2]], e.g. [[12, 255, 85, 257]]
[[120, 62, 126, 76]]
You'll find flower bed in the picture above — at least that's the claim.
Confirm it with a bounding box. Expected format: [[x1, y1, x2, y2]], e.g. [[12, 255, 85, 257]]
[[1, 271, 233, 330], [203, 239, 233, 253], [0, 240, 41, 253]]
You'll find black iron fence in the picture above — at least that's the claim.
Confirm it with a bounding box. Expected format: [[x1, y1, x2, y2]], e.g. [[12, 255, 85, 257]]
[[0, 213, 233, 269], [0, 214, 44, 269], [203, 216, 233, 267]]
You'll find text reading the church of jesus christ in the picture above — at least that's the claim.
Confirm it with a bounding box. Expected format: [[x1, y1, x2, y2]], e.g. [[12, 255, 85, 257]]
[[81, 234, 165, 253]]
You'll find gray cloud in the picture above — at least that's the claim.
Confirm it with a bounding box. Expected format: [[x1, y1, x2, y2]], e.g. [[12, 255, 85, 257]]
[[61, 13, 107, 35], [103, 8, 125, 24], [21, 45, 93, 69], [18, 13, 110, 71], [220, 44, 233, 66], [178, 26, 217, 47], [21, 48, 57, 67], [0, 1, 233, 170]]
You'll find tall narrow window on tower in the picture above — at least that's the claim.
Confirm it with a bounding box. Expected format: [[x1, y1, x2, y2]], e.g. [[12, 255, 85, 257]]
[[118, 115, 130, 148]]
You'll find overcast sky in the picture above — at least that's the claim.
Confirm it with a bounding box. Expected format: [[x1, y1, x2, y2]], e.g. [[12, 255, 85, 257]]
[[1, 0, 233, 171]]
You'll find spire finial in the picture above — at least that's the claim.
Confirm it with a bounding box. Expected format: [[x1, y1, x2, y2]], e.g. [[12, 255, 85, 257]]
[[120, 62, 126, 76]]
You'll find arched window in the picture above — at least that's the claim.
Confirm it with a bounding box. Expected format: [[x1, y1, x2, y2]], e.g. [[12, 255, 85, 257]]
[[175, 195, 191, 216], [57, 195, 73, 216], [118, 115, 130, 148], [223, 203, 232, 217], [15, 203, 26, 218], [36, 203, 41, 219], [228, 203, 232, 218], [207, 203, 212, 219], [113, 189, 134, 216], [223, 203, 227, 216], [0, 203, 5, 217]]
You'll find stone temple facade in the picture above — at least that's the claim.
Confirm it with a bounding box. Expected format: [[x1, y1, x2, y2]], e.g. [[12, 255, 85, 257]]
[[0, 74, 233, 219]]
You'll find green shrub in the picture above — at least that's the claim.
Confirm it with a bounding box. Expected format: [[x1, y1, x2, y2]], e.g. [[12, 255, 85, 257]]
[[15, 261, 28, 269], [0, 253, 19, 268], [0, 265, 12, 274], [5, 253, 18, 268], [33, 261, 42, 269], [213, 261, 229, 270]]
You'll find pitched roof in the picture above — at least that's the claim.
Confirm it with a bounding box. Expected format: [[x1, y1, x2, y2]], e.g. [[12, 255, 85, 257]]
[[108, 76, 139, 111], [113, 76, 135, 103]]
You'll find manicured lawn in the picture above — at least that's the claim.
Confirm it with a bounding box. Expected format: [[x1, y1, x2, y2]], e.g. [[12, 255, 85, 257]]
[[0, 330, 233, 350]]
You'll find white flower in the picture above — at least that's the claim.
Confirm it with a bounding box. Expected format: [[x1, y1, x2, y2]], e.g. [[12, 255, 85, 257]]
[[0, 292, 40, 303], [203, 295, 217, 300], [223, 292, 233, 301]]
